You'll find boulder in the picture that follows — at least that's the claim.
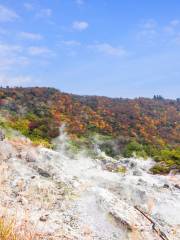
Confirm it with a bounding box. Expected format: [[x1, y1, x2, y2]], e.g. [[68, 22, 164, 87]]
[[94, 187, 157, 238]]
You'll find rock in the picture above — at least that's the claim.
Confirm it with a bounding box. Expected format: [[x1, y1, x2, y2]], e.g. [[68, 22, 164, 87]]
[[40, 214, 49, 222], [136, 190, 147, 201], [25, 152, 36, 162], [104, 162, 116, 172], [163, 184, 169, 189], [17, 196, 28, 205], [129, 161, 137, 168], [133, 170, 142, 176], [0, 129, 5, 141], [82, 226, 92, 236], [37, 168, 51, 178], [174, 184, 180, 190], [94, 187, 155, 234], [0, 141, 16, 160]]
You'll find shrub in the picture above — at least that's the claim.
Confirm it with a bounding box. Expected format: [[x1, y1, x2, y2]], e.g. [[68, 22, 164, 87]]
[[116, 166, 127, 174], [123, 140, 147, 158], [150, 164, 170, 174], [150, 147, 180, 174], [99, 142, 117, 157]]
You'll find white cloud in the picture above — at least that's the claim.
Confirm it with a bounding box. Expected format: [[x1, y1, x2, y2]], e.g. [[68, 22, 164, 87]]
[[0, 57, 29, 70], [142, 19, 157, 29], [24, 2, 34, 11], [75, 0, 84, 5], [0, 4, 19, 22], [0, 42, 30, 70], [174, 36, 180, 44], [90, 43, 127, 57], [28, 46, 52, 56], [20, 32, 43, 40], [72, 21, 89, 31], [61, 40, 81, 46], [137, 18, 180, 46], [164, 19, 180, 35], [137, 19, 157, 42], [36, 8, 52, 18], [170, 19, 180, 27], [0, 74, 31, 86], [0, 43, 22, 55], [137, 29, 157, 41]]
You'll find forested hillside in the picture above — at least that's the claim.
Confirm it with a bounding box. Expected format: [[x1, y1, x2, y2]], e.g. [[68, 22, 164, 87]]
[[0, 87, 180, 173]]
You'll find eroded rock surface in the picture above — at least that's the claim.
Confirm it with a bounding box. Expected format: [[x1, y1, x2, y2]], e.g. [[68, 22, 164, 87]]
[[0, 136, 179, 240]]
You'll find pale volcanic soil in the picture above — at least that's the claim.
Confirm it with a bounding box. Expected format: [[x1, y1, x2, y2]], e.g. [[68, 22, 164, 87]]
[[0, 132, 179, 240]]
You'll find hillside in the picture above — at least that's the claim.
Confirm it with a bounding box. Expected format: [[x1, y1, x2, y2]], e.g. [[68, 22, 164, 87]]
[[0, 87, 180, 173], [0, 87, 180, 240]]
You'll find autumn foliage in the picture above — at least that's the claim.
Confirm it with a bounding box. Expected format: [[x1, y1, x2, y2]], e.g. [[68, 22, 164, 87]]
[[0, 87, 179, 146]]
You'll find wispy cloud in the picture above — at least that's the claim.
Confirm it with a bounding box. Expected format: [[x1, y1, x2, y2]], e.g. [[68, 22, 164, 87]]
[[173, 34, 180, 44], [0, 4, 19, 22], [23, 2, 34, 11], [164, 19, 180, 35], [36, 8, 52, 18], [0, 57, 29, 70], [72, 21, 89, 31], [165, 20, 180, 44], [0, 43, 22, 55], [75, 0, 84, 5], [0, 74, 32, 86], [136, 18, 180, 47], [28, 46, 53, 56], [137, 19, 157, 42], [90, 43, 127, 57], [0, 27, 8, 35], [0, 42, 28, 70], [20, 32, 43, 40], [142, 19, 157, 29], [61, 40, 81, 46]]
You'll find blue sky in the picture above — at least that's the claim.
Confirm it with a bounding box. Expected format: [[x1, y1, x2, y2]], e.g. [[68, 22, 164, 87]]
[[0, 0, 180, 98]]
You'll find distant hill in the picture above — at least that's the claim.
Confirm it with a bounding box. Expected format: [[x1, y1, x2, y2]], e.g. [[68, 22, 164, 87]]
[[0, 87, 179, 147]]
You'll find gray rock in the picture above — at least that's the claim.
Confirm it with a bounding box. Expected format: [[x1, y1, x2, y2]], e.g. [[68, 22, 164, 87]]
[[0, 129, 5, 141], [174, 184, 180, 190], [40, 214, 49, 222], [129, 161, 137, 168], [37, 168, 51, 178], [25, 151, 36, 162], [133, 170, 142, 176]]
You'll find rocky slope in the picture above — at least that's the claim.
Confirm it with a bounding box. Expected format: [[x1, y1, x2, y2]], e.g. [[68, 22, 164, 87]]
[[0, 129, 179, 240]]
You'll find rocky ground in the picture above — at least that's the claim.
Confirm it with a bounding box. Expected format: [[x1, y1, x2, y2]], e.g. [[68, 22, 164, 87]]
[[0, 132, 180, 240]]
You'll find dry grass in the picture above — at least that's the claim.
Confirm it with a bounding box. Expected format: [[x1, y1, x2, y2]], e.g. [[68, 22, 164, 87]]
[[0, 216, 45, 240]]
